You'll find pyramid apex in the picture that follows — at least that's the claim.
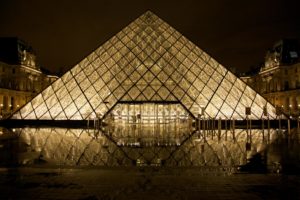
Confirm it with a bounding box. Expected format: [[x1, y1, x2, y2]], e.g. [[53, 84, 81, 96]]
[[144, 10, 155, 15]]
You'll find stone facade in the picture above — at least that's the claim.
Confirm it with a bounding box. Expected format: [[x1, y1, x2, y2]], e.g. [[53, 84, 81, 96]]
[[241, 39, 300, 117], [0, 38, 57, 118]]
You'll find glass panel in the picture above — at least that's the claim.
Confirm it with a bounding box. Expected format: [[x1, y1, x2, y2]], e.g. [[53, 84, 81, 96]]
[[83, 63, 95, 77], [69, 85, 82, 99], [79, 103, 93, 119], [24, 111, 36, 119], [202, 86, 214, 101], [64, 103, 78, 119], [193, 79, 205, 92], [45, 94, 59, 109], [85, 86, 97, 100], [74, 94, 87, 110], [20, 103, 34, 119], [55, 111, 67, 120], [215, 85, 228, 100], [31, 94, 44, 109], [221, 103, 234, 118], [89, 94, 102, 110], [210, 94, 223, 110], [42, 86, 54, 99], [205, 104, 218, 118], [49, 104, 63, 119], [35, 102, 48, 119], [60, 93, 73, 109]]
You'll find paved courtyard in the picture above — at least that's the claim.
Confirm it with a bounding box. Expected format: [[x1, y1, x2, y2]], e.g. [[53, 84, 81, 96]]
[[0, 167, 299, 200]]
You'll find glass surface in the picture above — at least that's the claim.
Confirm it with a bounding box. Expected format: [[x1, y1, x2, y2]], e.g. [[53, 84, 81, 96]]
[[1, 126, 298, 172], [12, 11, 279, 120]]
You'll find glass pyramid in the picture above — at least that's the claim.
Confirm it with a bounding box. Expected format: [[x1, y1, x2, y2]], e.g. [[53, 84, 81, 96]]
[[11, 11, 277, 120]]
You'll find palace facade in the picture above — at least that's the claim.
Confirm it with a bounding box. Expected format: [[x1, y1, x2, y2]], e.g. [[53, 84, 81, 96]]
[[0, 37, 58, 118], [241, 39, 300, 117]]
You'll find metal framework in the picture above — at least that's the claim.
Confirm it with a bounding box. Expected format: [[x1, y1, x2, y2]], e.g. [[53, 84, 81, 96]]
[[11, 11, 277, 120]]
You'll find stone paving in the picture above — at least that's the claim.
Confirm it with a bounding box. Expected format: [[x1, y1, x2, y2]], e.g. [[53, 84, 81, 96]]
[[0, 167, 299, 200]]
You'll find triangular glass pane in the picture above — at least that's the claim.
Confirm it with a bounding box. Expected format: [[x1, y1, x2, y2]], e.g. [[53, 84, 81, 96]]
[[55, 111, 67, 120], [24, 111, 36, 119], [121, 94, 132, 101], [40, 111, 52, 120], [166, 93, 177, 101], [136, 94, 147, 101], [151, 94, 162, 101], [232, 111, 243, 120], [70, 111, 82, 120], [12, 111, 22, 119], [61, 71, 73, 84]]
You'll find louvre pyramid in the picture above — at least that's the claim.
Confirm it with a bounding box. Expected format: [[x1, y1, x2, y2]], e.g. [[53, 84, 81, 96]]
[[11, 11, 277, 120]]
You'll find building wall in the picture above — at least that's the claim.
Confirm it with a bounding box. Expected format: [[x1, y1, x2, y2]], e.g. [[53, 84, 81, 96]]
[[0, 38, 58, 119], [241, 39, 300, 117]]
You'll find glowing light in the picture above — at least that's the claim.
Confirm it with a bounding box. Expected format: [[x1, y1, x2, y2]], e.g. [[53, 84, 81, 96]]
[[12, 11, 279, 121]]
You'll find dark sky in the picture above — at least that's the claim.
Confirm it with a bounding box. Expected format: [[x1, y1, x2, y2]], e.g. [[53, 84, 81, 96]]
[[0, 0, 300, 74]]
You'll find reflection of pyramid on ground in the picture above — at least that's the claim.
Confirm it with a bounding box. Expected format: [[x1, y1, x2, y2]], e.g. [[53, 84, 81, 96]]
[[12, 11, 277, 120], [16, 128, 276, 167]]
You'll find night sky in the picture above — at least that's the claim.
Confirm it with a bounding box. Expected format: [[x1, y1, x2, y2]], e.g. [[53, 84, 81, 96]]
[[0, 0, 299, 74]]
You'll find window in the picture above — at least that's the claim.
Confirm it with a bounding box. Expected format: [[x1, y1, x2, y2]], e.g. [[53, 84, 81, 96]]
[[284, 81, 289, 90], [296, 80, 300, 88]]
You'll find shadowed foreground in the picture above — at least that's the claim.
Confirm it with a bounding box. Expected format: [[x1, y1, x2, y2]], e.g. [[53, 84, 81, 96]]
[[0, 167, 299, 200]]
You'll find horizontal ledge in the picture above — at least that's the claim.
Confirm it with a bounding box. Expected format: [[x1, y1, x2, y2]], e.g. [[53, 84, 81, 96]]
[[0, 119, 298, 129]]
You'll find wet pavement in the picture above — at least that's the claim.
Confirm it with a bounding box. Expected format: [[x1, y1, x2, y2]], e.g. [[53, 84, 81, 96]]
[[0, 167, 300, 200], [0, 126, 300, 199]]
